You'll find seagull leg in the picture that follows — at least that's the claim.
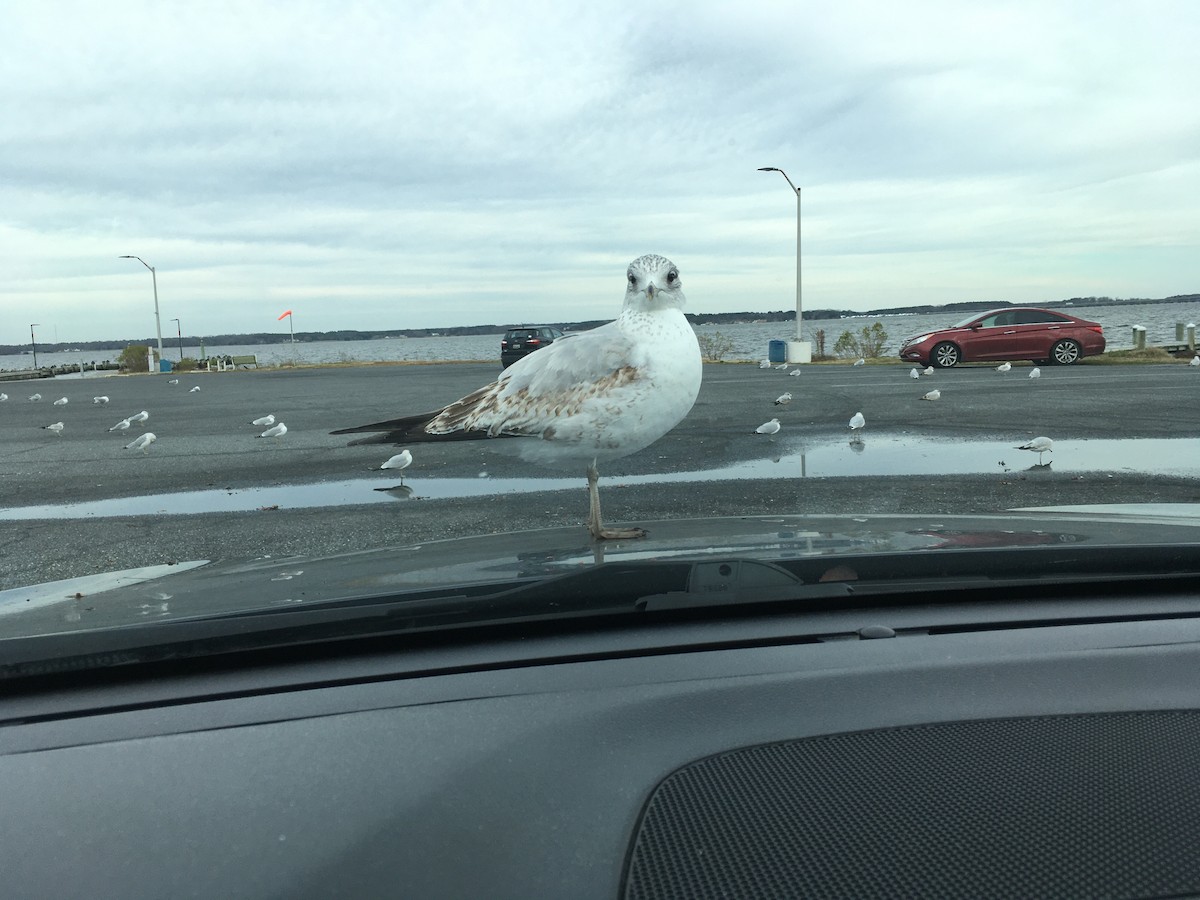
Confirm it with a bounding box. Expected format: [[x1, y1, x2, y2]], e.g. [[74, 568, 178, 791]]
[[586, 462, 646, 541]]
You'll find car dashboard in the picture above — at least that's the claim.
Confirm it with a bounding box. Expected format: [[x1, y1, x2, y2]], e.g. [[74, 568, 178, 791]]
[[5, 581, 1200, 898]]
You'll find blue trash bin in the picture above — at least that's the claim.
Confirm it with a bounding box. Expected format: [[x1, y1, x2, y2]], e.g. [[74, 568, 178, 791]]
[[768, 340, 786, 363], [159, 358, 174, 372]]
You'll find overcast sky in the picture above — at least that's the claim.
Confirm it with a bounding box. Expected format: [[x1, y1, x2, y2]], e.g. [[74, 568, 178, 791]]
[[2, 1, 1197, 344]]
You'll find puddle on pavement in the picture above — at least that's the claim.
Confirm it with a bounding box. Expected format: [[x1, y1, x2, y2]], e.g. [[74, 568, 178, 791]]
[[3, 435, 1199, 520]]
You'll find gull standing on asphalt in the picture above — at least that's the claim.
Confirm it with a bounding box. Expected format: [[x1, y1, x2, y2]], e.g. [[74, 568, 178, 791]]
[[28, 393, 41, 402], [997, 362, 1012, 373], [759, 359, 772, 369], [853, 358, 866, 367], [379, 449, 413, 483], [910, 368, 920, 379], [251, 414, 276, 427], [93, 396, 110, 404], [190, 386, 201, 392], [774, 392, 792, 406], [109, 418, 132, 432], [259, 422, 288, 439], [128, 410, 150, 423], [923, 366, 934, 375], [0, 393, 8, 402], [755, 418, 781, 435], [332, 254, 702, 542], [1029, 367, 1041, 379], [125, 433, 157, 454], [1016, 436, 1054, 465], [790, 368, 802, 377], [53, 397, 68, 406], [922, 389, 941, 401], [849, 411, 865, 432], [1190, 354, 1199, 367], [43, 422, 64, 435]]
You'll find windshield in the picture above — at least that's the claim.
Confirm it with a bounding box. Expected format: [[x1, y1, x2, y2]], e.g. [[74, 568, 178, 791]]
[[3, 3, 1199, 649]]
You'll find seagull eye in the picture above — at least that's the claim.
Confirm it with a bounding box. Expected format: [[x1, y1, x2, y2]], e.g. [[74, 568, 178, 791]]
[[628, 272, 637, 286], [667, 270, 678, 284]]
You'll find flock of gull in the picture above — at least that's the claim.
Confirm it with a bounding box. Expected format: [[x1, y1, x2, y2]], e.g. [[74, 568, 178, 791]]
[[18, 380, 292, 455], [743, 352, 1200, 469]]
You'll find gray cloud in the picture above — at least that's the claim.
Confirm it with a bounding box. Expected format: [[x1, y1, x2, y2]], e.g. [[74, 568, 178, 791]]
[[2, 0, 1197, 342]]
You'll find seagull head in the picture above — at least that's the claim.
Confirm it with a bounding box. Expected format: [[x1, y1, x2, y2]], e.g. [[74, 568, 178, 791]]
[[624, 254, 685, 312]]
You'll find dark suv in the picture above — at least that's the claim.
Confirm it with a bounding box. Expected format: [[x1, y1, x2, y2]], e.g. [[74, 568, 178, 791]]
[[501, 326, 564, 368]]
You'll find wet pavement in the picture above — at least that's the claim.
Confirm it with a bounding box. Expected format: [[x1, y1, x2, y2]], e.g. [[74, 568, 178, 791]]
[[2, 360, 1200, 588]]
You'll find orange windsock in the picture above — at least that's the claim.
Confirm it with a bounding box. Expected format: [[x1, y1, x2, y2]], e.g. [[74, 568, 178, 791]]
[[277, 310, 293, 320]]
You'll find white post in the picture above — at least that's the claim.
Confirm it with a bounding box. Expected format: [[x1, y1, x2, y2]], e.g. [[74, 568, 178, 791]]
[[757, 167, 812, 364]]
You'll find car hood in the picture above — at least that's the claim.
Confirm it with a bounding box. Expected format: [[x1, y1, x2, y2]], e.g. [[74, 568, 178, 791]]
[[4, 504, 1200, 639]]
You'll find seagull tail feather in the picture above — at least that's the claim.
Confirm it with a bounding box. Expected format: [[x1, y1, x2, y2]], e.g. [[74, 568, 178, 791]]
[[331, 410, 442, 436], [332, 410, 503, 445]]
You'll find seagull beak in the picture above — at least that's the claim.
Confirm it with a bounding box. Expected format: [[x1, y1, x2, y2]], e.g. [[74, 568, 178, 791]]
[[645, 283, 656, 301]]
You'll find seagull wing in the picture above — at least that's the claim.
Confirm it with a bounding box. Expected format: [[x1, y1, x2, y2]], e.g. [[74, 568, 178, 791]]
[[333, 323, 643, 446]]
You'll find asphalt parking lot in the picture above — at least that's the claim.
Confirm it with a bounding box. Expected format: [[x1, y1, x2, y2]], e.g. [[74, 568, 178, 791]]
[[2, 360, 1199, 589]]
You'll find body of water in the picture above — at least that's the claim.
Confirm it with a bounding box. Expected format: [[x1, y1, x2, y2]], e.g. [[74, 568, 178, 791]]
[[3, 301, 1196, 373]]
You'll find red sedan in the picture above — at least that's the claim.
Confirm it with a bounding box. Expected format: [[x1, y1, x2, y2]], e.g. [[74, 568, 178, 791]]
[[899, 307, 1106, 368]]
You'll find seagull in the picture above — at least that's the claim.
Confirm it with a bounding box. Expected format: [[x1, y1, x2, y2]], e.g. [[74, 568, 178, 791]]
[[774, 363, 788, 370], [168, 378, 180, 385], [789, 368, 802, 377], [124, 432, 157, 454], [923, 366, 934, 375], [774, 392, 793, 406], [996, 362, 1012, 373], [849, 411, 865, 432], [332, 254, 702, 541], [755, 418, 781, 435], [0, 393, 7, 402], [853, 358, 866, 367], [189, 385, 201, 392], [1016, 435, 1053, 465], [93, 396, 110, 404], [128, 410, 150, 423], [921, 389, 941, 401], [43, 421, 64, 435], [251, 414, 276, 427], [28, 393, 41, 402], [1029, 367, 1041, 379], [380, 449, 413, 482], [1190, 355, 1199, 367], [108, 418, 131, 432], [909, 368, 920, 379], [53, 397, 69, 406], [759, 359, 772, 369], [258, 422, 288, 438]]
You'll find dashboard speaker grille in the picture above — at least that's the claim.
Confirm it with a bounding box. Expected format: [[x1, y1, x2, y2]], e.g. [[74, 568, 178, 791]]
[[624, 711, 1200, 899]]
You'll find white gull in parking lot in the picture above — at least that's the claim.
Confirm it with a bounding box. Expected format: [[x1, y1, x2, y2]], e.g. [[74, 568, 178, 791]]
[[332, 254, 702, 541]]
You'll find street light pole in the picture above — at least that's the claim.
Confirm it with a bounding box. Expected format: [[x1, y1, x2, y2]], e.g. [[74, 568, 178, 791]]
[[30, 323, 40, 369], [119, 255, 165, 372], [757, 167, 811, 363], [171, 318, 183, 360]]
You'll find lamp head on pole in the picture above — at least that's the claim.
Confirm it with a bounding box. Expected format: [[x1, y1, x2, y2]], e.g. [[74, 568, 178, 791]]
[[119, 254, 154, 272], [758, 166, 799, 194]]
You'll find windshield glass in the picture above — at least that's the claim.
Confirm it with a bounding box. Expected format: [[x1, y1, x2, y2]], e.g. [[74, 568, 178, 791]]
[[3, 3, 1199, 643]]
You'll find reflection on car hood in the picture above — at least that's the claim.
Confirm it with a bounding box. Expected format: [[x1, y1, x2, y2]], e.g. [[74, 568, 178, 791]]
[[3, 504, 1200, 639]]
